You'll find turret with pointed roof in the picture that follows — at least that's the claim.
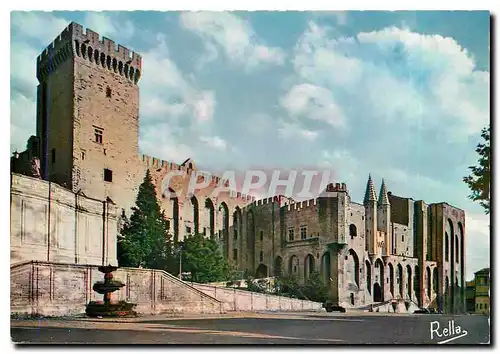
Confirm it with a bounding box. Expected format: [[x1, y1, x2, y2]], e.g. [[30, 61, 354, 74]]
[[378, 179, 390, 206], [363, 174, 378, 204], [377, 178, 391, 255]]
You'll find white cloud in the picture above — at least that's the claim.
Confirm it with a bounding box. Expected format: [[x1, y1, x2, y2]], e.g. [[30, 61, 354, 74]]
[[11, 12, 68, 44], [277, 119, 319, 141], [464, 213, 490, 280], [84, 12, 135, 40], [10, 42, 38, 94], [179, 12, 286, 70], [140, 123, 194, 163], [199, 136, 227, 150], [292, 22, 489, 140], [140, 35, 217, 125], [10, 94, 36, 152], [280, 83, 346, 129]]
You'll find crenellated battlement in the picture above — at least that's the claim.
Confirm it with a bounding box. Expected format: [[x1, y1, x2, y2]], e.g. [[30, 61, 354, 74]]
[[36, 22, 142, 84], [285, 198, 318, 212], [141, 154, 255, 203]]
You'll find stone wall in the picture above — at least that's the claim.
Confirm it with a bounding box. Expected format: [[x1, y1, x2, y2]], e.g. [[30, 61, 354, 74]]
[[10, 173, 118, 266], [11, 261, 223, 317], [193, 284, 322, 312]]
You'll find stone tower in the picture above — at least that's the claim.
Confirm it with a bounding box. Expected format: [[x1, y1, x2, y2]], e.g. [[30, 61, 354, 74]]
[[35, 22, 144, 212], [363, 174, 377, 255]]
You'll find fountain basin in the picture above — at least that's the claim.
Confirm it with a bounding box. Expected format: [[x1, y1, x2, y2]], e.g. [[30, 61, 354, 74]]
[[92, 280, 125, 294], [85, 300, 137, 318]]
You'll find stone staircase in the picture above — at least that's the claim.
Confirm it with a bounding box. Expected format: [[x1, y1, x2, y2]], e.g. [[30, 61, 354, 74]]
[[11, 261, 223, 317]]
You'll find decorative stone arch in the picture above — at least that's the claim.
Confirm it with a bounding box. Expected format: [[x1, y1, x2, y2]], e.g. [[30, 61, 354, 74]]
[[118, 61, 123, 75], [432, 267, 438, 294], [87, 46, 93, 62], [256, 263, 268, 279], [100, 52, 106, 66], [365, 260, 372, 295], [218, 202, 229, 256], [389, 263, 395, 297], [347, 249, 360, 287], [374, 258, 385, 302], [414, 265, 421, 305], [129, 66, 134, 80], [94, 49, 99, 64], [204, 198, 215, 238], [190, 195, 199, 235], [134, 69, 141, 84], [304, 254, 315, 279], [445, 219, 454, 263], [112, 58, 118, 72], [74, 40, 80, 56], [349, 224, 357, 239], [426, 266, 432, 300], [124, 63, 129, 78], [106, 55, 111, 70], [274, 256, 283, 277], [445, 276, 450, 312], [458, 221, 465, 309], [406, 264, 412, 299], [233, 207, 242, 242], [397, 263, 403, 298], [321, 251, 331, 285], [246, 209, 255, 254], [288, 255, 299, 275], [168, 187, 179, 243], [81, 43, 87, 59]]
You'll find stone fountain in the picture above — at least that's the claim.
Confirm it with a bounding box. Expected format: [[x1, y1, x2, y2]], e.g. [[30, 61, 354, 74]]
[[85, 265, 136, 317]]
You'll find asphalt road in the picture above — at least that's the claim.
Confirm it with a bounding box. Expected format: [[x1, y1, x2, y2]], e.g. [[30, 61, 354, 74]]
[[11, 312, 490, 345]]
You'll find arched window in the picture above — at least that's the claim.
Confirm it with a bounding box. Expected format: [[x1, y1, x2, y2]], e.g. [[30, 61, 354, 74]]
[[74, 40, 80, 56], [349, 224, 357, 239], [445, 233, 449, 262], [87, 47, 93, 62], [81, 43, 87, 59]]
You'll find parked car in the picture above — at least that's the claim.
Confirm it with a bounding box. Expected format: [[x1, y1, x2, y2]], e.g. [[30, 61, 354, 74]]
[[414, 308, 438, 314], [323, 301, 346, 313]]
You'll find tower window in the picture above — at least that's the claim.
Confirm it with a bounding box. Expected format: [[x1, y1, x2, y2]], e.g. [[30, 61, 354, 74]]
[[104, 168, 113, 182], [95, 129, 103, 144], [300, 225, 307, 240], [260, 230, 263, 241], [233, 249, 238, 261], [106, 86, 112, 98], [288, 228, 294, 241], [51, 148, 56, 163]]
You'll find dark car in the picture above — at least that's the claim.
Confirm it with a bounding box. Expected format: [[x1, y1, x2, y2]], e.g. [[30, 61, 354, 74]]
[[414, 308, 433, 314], [323, 301, 346, 313]]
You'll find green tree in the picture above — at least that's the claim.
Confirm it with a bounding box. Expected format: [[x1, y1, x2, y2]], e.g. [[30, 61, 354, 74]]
[[464, 126, 490, 214], [301, 271, 330, 303], [178, 233, 233, 283], [117, 170, 174, 270]]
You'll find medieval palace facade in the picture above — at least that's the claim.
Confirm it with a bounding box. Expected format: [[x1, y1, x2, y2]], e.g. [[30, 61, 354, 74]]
[[11, 22, 466, 313]]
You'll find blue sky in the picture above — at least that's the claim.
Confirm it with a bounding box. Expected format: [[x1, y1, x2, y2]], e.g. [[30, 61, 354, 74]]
[[10, 11, 490, 279]]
